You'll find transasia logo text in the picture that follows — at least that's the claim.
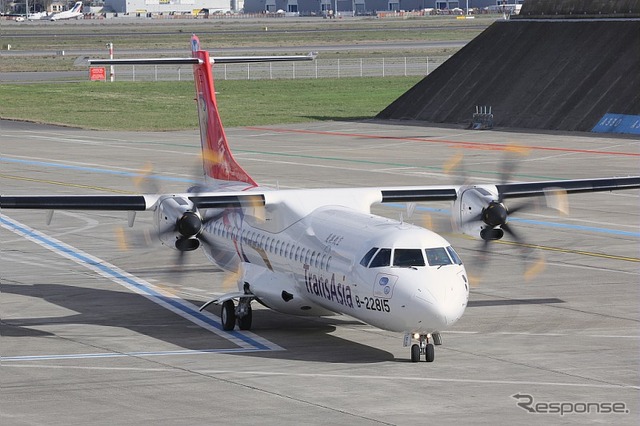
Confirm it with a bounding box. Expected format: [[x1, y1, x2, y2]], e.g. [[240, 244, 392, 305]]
[[304, 267, 354, 308]]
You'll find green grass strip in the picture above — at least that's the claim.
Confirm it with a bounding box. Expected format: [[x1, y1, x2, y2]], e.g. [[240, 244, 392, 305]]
[[0, 77, 421, 131]]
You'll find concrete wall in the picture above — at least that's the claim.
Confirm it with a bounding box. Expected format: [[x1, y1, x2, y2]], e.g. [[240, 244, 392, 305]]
[[377, 20, 640, 132]]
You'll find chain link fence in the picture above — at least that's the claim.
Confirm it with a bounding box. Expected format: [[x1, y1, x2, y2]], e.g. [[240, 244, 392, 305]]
[[105, 56, 450, 82]]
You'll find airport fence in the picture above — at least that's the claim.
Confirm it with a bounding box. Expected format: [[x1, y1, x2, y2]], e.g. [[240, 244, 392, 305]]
[[101, 56, 450, 82]]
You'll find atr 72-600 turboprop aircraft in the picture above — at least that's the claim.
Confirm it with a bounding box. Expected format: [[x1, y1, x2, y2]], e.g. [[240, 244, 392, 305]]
[[1, 36, 639, 362]]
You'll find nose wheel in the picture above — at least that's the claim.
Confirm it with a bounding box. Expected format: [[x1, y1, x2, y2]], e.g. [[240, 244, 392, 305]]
[[410, 334, 435, 363]]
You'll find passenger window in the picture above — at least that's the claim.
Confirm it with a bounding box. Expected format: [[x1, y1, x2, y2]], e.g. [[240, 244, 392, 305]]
[[393, 249, 425, 267], [446, 246, 463, 265], [425, 248, 452, 266], [369, 248, 391, 268], [360, 247, 379, 267]]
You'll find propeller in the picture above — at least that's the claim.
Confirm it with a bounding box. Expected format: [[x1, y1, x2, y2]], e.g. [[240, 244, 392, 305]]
[[118, 156, 223, 273], [453, 145, 562, 283]]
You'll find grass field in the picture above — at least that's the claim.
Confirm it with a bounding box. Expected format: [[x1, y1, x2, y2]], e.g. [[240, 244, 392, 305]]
[[1, 17, 494, 51], [0, 77, 421, 130], [0, 16, 473, 128], [0, 17, 494, 72]]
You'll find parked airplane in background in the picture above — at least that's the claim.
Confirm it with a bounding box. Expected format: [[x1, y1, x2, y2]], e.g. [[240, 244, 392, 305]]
[[1, 36, 639, 363], [27, 11, 50, 20], [49, 1, 83, 20]]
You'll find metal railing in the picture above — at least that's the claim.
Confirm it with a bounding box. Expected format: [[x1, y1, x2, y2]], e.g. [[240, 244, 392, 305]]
[[104, 56, 450, 82]]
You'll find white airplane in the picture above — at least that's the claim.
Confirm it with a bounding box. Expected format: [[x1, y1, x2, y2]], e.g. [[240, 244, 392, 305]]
[[1, 35, 639, 363], [49, 1, 83, 21], [27, 11, 50, 20]]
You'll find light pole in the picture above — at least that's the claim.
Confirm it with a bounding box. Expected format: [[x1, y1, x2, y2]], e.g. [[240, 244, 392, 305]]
[[106, 43, 114, 82]]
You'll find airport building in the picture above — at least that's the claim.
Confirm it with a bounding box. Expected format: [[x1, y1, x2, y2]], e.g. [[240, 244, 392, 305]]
[[242, 0, 522, 14], [100, 0, 519, 15]]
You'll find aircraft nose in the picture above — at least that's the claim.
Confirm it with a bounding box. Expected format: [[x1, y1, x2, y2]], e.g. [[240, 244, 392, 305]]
[[413, 270, 468, 328]]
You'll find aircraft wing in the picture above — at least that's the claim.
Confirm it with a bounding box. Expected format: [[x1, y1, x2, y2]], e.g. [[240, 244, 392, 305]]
[[376, 176, 640, 203], [1, 176, 638, 211], [494, 176, 640, 199], [0, 193, 266, 211]]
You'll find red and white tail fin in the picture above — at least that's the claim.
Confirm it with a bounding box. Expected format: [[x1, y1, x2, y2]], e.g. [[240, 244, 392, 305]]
[[191, 35, 257, 187], [87, 36, 314, 188]]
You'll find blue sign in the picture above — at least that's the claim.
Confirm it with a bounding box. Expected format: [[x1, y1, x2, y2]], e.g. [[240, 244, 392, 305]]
[[592, 114, 640, 135]]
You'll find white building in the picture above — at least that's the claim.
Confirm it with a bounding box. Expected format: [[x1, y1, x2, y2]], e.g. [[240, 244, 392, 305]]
[[104, 0, 238, 14]]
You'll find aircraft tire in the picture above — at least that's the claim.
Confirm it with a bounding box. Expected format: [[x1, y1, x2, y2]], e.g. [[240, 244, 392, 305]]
[[221, 300, 236, 331], [425, 343, 435, 362], [237, 305, 252, 330], [411, 344, 420, 362]]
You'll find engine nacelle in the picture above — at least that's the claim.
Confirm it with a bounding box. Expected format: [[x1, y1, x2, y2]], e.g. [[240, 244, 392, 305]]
[[452, 185, 503, 240], [155, 196, 201, 251]]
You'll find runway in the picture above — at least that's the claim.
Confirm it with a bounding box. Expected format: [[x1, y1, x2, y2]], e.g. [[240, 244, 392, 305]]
[[1, 119, 638, 424]]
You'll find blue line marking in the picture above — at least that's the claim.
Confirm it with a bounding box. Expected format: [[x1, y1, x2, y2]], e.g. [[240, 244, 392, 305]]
[[508, 217, 640, 238], [0, 157, 197, 184], [0, 215, 273, 351]]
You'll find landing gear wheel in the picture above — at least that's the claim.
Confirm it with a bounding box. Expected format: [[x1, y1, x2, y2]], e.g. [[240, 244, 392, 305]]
[[221, 300, 236, 331], [425, 343, 435, 362], [237, 305, 252, 330], [410, 344, 420, 362]]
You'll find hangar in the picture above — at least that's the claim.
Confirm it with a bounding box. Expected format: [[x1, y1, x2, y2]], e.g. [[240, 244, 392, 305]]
[[101, 0, 515, 15], [103, 0, 241, 14], [242, 0, 519, 14]]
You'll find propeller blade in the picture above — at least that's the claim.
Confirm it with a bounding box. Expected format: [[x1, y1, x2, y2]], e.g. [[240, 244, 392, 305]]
[[505, 199, 537, 215], [501, 223, 522, 244], [498, 144, 530, 202], [524, 254, 546, 281], [133, 162, 160, 194], [544, 188, 570, 215]]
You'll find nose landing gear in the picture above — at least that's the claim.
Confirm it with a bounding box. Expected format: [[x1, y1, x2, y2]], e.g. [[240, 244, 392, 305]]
[[409, 333, 435, 362]]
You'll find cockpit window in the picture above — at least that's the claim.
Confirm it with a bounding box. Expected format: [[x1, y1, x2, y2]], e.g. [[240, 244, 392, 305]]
[[446, 246, 463, 265], [369, 248, 391, 268], [393, 249, 425, 267], [360, 247, 379, 267], [425, 247, 452, 266]]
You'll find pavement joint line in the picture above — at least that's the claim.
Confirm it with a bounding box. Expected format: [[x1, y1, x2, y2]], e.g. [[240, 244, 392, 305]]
[[0, 214, 283, 352], [1, 348, 272, 362]]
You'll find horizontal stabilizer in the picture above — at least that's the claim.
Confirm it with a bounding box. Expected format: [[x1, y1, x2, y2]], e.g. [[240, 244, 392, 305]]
[[88, 53, 316, 67]]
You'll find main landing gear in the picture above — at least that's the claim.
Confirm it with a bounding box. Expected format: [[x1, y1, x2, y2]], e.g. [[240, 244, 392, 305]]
[[220, 297, 253, 331], [409, 332, 442, 363]]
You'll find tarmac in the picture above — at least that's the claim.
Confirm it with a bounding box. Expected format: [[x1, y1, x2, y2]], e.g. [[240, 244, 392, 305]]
[[1, 119, 638, 425]]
